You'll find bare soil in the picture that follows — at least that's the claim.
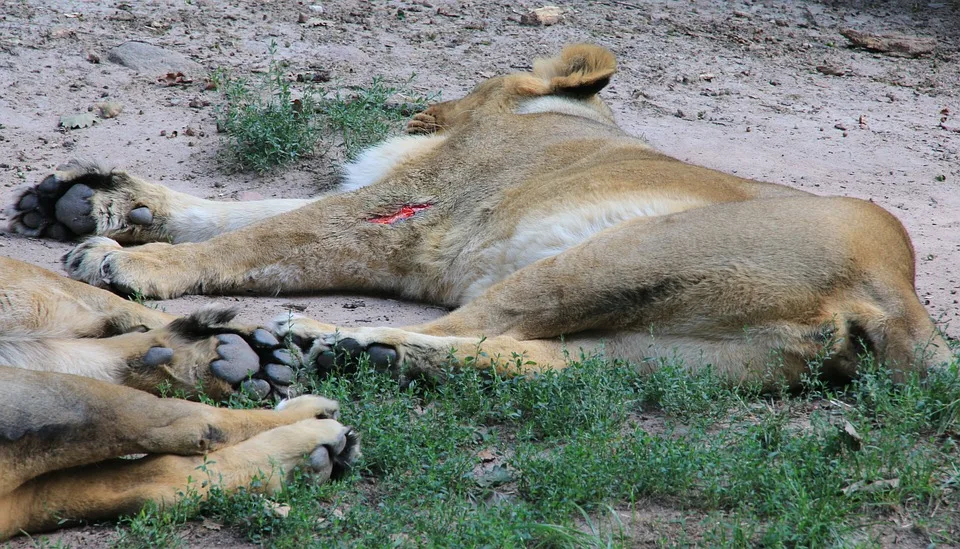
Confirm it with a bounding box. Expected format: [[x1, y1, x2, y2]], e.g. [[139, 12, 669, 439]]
[[1, 0, 957, 332], [1, 0, 958, 545]]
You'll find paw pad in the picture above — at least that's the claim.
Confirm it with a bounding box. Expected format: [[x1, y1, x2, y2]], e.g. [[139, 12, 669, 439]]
[[207, 330, 307, 401], [8, 163, 156, 241], [314, 338, 398, 373]]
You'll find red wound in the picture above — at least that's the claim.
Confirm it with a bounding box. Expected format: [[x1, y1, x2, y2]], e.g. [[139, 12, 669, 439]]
[[368, 203, 433, 225]]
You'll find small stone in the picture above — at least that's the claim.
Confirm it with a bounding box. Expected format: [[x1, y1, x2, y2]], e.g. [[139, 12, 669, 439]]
[[519, 6, 564, 26], [96, 101, 123, 119]]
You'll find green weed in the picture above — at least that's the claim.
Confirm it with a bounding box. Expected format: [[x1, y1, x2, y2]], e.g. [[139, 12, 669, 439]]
[[321, 76, 433, 160], [212, 55, 323, 173], [89, 345, 960, 547], [213, 49, 433, 172]]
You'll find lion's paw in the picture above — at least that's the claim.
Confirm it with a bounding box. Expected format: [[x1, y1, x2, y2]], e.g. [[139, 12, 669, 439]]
[[271, 315, 399, 374], [276, 394, 341, 421], [258, 419, 360, 482], [138, 307, 310, 401], [304, 421, 360, 481], [7, 160, 161, 242], [406, 111, 441, 135], [62, 236, 124, 288]]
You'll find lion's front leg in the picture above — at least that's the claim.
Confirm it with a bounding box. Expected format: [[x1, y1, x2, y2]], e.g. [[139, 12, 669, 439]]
[[62, 190, 434, 300], [4, 306, 303, 401], [7, 161, 313, 244], [0, 366, 357, 540]]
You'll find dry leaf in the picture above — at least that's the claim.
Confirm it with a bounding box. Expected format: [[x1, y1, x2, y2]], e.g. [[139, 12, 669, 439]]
[[474, 465, 514, 488], [157, 72, 193, 86], [59, 112, 98, 129], [263, 501, 290, 518], [837, 419, 863, 451], [201, 518, 222, 531], [842, 478, 899, 496]]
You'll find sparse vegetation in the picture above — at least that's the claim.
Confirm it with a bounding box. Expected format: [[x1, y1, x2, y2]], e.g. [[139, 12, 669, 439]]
[[75, 345, 960, 547], [213, 50, 433, 172], [212, 59, 324, 174], [322, 76, 433, 160]]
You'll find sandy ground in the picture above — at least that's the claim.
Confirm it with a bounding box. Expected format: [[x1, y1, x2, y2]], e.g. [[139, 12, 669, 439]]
[[0, 0, 957, 335], [1, 0, 958, 546]]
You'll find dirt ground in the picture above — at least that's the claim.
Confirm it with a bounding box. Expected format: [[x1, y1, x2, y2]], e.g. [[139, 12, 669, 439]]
[[0, 0, 958, 545], [1, 0, 958, 333]]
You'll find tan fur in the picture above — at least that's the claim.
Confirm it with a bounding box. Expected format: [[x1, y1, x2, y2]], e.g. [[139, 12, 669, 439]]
[[0, 372, 355, 539], [0, 257, 358, 539], [1, 44, 952, 536], [41, 44, 952, 384]]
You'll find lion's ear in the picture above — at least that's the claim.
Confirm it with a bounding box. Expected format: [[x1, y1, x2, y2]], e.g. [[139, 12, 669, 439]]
[[532, 44, 617, 98]]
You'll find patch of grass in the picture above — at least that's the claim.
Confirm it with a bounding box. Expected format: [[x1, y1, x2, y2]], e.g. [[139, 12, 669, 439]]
[[322, 76, 433, 160], [90, 346, 960, 547], [213, 47, 434, 172], [212, 56, 324, 174]]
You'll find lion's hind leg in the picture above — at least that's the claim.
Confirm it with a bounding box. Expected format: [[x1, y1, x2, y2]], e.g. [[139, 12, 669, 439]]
[[272, 315, 574, 379], [0, 367, 355, 539], [275, 196, 953, 388]]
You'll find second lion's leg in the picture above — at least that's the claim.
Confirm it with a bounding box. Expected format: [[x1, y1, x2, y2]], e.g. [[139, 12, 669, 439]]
[[0, 258, 299, 399], [0, 367, 355, 539]]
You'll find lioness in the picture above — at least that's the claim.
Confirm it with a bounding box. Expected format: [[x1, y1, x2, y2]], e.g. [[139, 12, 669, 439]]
[[0, 257, 359, 539], [9, 44, 954, 384], [2, 46, 952, 538]]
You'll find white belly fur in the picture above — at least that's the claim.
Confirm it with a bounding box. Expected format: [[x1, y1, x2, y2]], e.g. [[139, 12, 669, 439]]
[[459, 197, 705, 302], [341, 134, 448, 192]]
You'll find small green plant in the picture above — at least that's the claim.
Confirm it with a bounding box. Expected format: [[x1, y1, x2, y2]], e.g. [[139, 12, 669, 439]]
[[105, 343, 960, 547], [213, 46, 435, 172], [322, 76, 434, 159], [213, 48, 323, 173]]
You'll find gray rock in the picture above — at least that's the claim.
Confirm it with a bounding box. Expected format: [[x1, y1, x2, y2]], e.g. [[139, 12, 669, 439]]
[[106, 41, 203, 75]]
